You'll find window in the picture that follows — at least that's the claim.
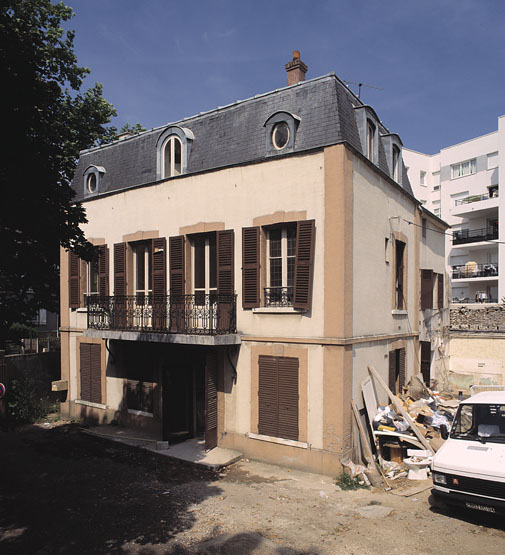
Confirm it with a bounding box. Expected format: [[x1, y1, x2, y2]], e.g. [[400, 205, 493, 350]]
[[421, 269, 434, 310], [127, 380, 154, 414], [162, 136, 182, 178], [87, 173, 97, 193], [133, 243, 152, 297], [388, 348, 405, 395], [266, 226, 296, 306], [193, 233, 217, 304], [434, 208, 440, 216], [451, 158, 476, 179], [258, 355, 299, 441], [272, 122, 290, 150], [392, 144, 400, 182], [79, 342, 102, 404], [394, 240, 406, 309], [83, 165, 105, 196], [264, 111, 300, 154], [420, 171, 426, 185], [420, 342, 431, 385], [422, 218, 427, 239], [433, 184, 440, 191], [367, 120, 376, 162], [437, 273, 444, 309], [87, 257, 99, 297], [487, 152, 498, 170]]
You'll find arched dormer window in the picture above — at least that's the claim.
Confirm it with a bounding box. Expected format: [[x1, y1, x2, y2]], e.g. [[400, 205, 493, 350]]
[[83, 165, 106, 196], [354, 105, 379, 165], [156, 126, 194, 180], [367, 119, 376, 162], [264, 111, 301, 156], [381, 133, 403, 186], [392, 144, 400, 182]]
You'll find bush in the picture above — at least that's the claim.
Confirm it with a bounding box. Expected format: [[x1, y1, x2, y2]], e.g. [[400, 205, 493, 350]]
[[7, 377, 50, 425], [335, 472, 369, 490]]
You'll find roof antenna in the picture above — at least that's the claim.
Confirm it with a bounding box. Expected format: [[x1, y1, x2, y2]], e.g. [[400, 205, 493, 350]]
[[343, 80, 384, 100]]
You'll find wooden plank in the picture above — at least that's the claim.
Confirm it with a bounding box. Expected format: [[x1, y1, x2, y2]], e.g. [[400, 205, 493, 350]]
[[351, 400, 374, 465], [367, 365, 434, 454]]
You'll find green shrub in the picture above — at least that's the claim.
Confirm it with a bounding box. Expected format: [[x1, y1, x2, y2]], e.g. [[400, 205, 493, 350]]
[[7, 377, 50, 425], [335, 472, 369, 490]]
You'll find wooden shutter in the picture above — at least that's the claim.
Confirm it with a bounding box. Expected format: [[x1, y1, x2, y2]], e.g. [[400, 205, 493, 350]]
[[437, 273, 444, 309], [388, 351, 396, 393], [69, 251, 80, 308], [80, 343, 91, 401], [205, 351, 218, 450], [152, 238, 167, 297], [293, 219, 315, 310], [420, 341, 431, 385], [98, 245, 109, 297], [169, 236, 185, 296], [90, 343, 102, 404], [277, 356, 299, 441], [398, 348, 406, 392], [420, 269, 433, 310], [242, 227, 260, 308], [217, 230, 234, 295], [114, 243, 127, 296], [258, 355, 279, 438]]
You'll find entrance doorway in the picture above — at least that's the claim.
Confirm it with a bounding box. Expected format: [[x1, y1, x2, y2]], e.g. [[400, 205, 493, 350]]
[[162, 351, 218, 450]]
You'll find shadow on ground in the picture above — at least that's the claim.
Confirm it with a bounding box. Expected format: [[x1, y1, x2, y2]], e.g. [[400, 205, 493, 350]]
[[0, 424, 221, 554]]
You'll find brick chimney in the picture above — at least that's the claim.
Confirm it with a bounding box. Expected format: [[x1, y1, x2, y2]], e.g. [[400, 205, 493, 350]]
[[285, 50, 308, 86]]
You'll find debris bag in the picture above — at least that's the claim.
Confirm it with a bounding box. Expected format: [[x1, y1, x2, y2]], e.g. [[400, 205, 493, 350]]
[[341, 458, 371, 486]]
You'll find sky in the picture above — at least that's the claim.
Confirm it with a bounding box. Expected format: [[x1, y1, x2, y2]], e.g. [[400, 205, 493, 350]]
[[64, 0, 505, 155]]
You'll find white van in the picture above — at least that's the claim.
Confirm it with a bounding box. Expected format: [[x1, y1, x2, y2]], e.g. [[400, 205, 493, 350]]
[[431, 391, 505, 515]]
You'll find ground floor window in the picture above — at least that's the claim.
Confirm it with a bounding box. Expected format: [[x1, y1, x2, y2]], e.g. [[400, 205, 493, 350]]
[[80, 343, 102, 404], [258, 355, 299, 441], [127, 380, 154, 414]]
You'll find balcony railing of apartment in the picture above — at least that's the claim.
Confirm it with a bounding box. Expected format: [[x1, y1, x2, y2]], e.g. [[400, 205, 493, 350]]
[[452, 263, 499, 279], [264, 287, 294, 307], [454, 191, 499, 206], [452, 297, 498, 304], [87, 294, 237, 335], [452, 227, 498, 245]]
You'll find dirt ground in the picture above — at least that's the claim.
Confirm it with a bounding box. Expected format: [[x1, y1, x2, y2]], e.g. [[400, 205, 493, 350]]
[[1, 422, 504, 554]]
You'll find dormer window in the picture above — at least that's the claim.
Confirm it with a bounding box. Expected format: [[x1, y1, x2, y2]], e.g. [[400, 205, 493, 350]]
[[163, 135, 182, 177], [381, 132, 403, 186], [367, 120, 376, 162], [156, 126, 194, 180], [83, 165, 106, 196], [392, 144, 400, 182], [272, 122, 290, 150], [264, 111, 300, 155]]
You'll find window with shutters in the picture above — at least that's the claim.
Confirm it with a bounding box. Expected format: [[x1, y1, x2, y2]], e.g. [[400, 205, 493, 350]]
[[79, 342, 102, 404], [258, 355, 299, 441], [421, 269, 434, 310], [87, 257, 99, 297], [133, 242, 153, 297], [242, 219, 315, 311], [193, 233, 217, 305], [388, 348, 406, 395]]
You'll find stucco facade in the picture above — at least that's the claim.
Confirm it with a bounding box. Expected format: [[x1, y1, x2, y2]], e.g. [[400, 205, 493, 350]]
[[59, 65, 447, 475]]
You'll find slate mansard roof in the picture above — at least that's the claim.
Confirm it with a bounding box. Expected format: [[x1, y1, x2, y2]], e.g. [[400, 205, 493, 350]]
[[71, 73, 413, 202]]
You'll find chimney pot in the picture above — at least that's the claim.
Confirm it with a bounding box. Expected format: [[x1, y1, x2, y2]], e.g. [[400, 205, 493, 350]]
[[285, 50, 308, 86]]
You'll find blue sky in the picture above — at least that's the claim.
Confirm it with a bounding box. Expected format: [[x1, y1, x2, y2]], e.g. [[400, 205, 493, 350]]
[[65, 0, 505, 154]]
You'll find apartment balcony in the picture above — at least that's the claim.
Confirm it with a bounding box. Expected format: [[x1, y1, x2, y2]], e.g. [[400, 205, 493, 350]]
[[451, 263, 499, 281], [452, 190, 499, 218], [85, 294, 239, 345], [452, 226, 498, 246]]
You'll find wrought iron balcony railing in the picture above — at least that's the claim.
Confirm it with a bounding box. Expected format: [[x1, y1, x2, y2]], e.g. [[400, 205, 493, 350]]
[[452, 263, 498, 279], [452, 227, 498, 245], [264, 287, 293, 307], [87, 294, 237, 335]]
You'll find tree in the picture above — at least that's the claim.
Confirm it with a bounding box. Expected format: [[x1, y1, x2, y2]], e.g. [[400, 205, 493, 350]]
[[0, 0, 117, 345]]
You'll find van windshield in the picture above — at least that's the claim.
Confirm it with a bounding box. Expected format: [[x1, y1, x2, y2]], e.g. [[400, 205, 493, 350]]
[[451, 404, 505, 443]]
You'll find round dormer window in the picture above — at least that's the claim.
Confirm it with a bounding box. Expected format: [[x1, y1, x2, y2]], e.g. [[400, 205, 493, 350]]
[[272, 121, 290, 150], [87, 172, 97, 193]]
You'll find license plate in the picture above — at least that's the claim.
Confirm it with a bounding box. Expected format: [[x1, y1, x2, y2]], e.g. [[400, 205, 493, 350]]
[[465, 502, 496, 513]]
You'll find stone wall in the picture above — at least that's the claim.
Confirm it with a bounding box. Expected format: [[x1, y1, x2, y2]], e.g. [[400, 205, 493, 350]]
[[450, 304, 505, 331]]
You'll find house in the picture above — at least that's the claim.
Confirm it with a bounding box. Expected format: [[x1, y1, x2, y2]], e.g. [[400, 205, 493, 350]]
[[404, 118, 505, 305], [59, 52, 447, 474]]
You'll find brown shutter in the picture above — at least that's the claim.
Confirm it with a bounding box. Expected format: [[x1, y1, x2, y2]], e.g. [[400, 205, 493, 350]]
[[420, 341, 431, 385], [69, 251, 80, 308], [398, 348, 406, 391], [114, 243, 127, 296], [420, 269, 433, 310], [98, 245, 109, 297], [217, 230, 234, 295], [80, 343, 91, 401], [293, 219, 315, 310], [258, 355, 278, 438], [90, 343, 102, 404], [437, 273, 444, 309], [242, 227, 260, 308], [205, 351, 218, 450], [169, 235, 185, 296], [388, 351, 396, 393], [277, 356, 299, 441], [152, 238, 167, 330]]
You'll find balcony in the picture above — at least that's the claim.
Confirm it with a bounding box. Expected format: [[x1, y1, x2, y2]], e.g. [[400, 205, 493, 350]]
[[452, 227, 498, 245], [452, 190, 499, 217], [86, 294, 237, 340], [452, 263, 498, 280]]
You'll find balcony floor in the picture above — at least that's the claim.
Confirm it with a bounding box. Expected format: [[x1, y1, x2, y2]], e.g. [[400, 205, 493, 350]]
[[84, 328, 241, 346]]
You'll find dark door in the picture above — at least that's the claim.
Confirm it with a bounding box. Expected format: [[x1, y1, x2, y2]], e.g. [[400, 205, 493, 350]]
[[162, 368, 192, 443], [205, 351, 218, 450], [420, 341, 431, 385]]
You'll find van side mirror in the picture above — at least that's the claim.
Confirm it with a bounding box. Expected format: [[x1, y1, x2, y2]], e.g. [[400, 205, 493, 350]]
[[440, 424, 449, 440]]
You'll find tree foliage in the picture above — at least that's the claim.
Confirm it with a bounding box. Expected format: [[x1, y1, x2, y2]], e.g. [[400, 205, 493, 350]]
[[0, 0, 118, 343]]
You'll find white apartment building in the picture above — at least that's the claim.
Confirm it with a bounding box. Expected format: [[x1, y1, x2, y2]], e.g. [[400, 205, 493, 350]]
[[404, 115, 505, 304]]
